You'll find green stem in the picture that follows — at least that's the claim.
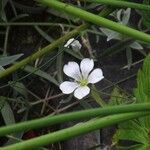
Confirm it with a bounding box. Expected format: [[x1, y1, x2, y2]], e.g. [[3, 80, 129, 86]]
[[38, 0, 150, 43], [0, 22, 76, 28], [91, 85, 107, 107], [83, 0, 150, 11], [0, 7, 112, 78], [1, 103, 150, 136], [2, 112, 150, 150], [0, 24, 87, 78]]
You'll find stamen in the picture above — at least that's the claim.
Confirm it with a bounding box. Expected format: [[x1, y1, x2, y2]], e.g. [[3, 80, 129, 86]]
[[79, 79, 88, 86]]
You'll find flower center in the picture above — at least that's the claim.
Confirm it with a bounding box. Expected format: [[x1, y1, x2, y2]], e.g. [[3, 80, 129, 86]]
[[79, 79, 88, 86]]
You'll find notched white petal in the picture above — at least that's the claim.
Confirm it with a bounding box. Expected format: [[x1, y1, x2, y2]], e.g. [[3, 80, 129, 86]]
[[88, 68, 104, 84], [74, 86, 90, 99], [63, 61, 81, 80], [59, 81, 79, 94], [80, 58, 94, 78]]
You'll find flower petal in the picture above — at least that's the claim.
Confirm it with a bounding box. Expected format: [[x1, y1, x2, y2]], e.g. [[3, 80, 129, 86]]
[[88, 68, 104, 84], [63, 61, 81, 80], [74, 86, 90, 99], [59, 81, 79, 94], [80, 58, 94, 78], [64, 38, 75, 47]]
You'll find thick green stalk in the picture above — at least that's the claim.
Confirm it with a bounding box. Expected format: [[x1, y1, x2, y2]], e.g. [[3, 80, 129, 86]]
[[83, 0, 150, 11], [0, 7, 112, 78], [2, 112, 150, 150], [1, 103, 150, 136], [38, 0, 150, 43]]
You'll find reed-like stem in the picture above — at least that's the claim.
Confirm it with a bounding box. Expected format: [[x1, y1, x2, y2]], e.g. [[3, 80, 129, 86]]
[[2, 111, 150, 150], [82, 0, 150, 11], [0, 103, 150, 136], [38, 0, 150, 43]]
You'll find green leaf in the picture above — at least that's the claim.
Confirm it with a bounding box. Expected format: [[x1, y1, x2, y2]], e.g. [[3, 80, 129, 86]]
[[23, 65, 59, 86], [0, 65, 5, 70], [134, 54, 150, 103], [79, 100, 93, 109], [100, 28, 121, 41], [108, 87, 129, 106], [34, 26, 53, 42], [64, 47, 84, 60], [91, 85, 106, 107], [117, 120, 148, 143], [0, 0, 2, 21], [113, 55, 150, 149], [1, 101, 15, 125], [0, 54, 23, 66], [100, 8, 131, 41], [119, 8, 131, 25], [9, 82, 28, 99], [10, 14, 29, 22], [0, 0, 8, 22], [56, 47, 63, 83], [113, 119, 150, 149], [134, 53, 150, 138], [5, 111, 28, 145], [142, 0, 150, 28], [130, 42, 143, 50], [116, 144, 146, 150], [126, 47, 132, 70], [0, 96, 6, 111]]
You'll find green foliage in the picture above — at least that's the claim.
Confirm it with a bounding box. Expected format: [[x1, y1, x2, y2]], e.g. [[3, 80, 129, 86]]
[[91, 85, 106, 107], [134, 54, 150, 103], [113, 54, 150, 149], [0, 0, 7, 22], [1, 99, 15, 125], [24, 65, 59, 86], [142, 0, 150, 28], [10, 81, 28, 98], [100, 8, 145, 68], [100, 8, 131, 41], [0, 54, 23, 67], [108, 88, 129, 106], [0, 96, 6, 111]]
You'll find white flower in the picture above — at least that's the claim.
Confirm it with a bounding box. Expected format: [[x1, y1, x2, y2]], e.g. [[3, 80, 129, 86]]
[[59, 58, 104, 99], [64, 38, 82, 51]]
